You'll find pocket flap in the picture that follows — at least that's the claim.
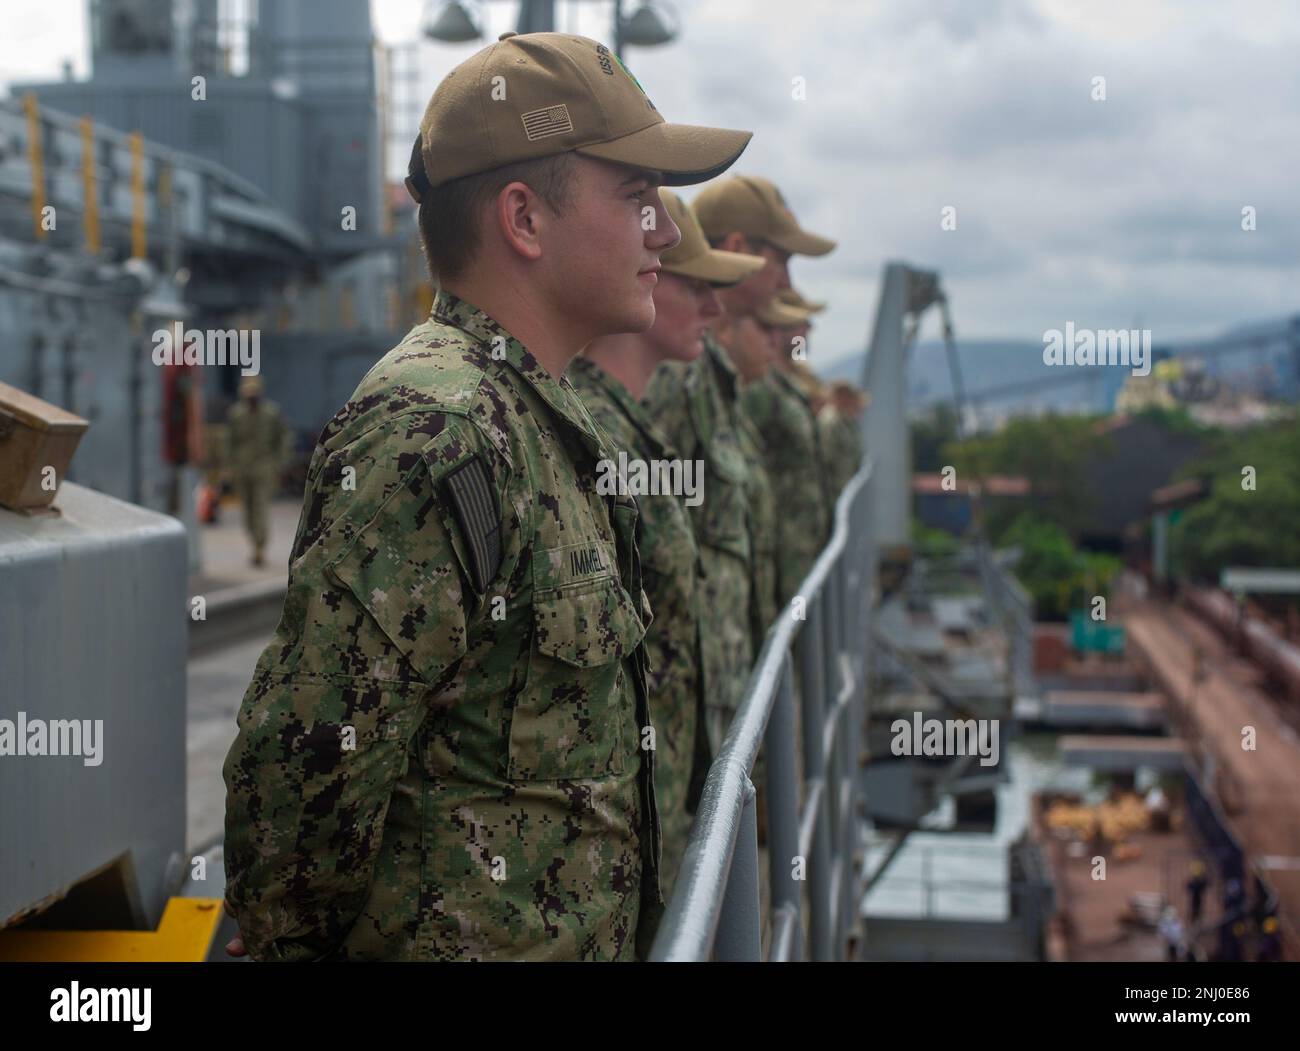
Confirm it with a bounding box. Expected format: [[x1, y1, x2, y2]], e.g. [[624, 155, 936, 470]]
[[533, 578, 646, 667]]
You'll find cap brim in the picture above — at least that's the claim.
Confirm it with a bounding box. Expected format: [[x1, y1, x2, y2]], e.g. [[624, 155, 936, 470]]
[[664, 247, 765, 287], [779, 291, 827, 314], [576, 122, 752, 186], [768, 227, 837, 257], [756, 301, 810, 327]]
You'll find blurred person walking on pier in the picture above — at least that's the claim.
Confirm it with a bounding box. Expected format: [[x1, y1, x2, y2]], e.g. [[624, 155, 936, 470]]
[[224, 374, 289, 566]]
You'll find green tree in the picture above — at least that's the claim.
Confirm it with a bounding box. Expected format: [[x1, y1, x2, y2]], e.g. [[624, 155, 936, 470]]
[[911, 404, 959, 472], [1003, 512, 1121, 621], [942, 413, 1111, 542], [1169, 414, 1300, 580]]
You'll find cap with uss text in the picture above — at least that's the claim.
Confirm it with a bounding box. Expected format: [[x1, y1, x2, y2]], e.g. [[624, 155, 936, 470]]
[[405, 32, 752, 201], [693, 175, 836, 256], [659, 189, 765, 287]]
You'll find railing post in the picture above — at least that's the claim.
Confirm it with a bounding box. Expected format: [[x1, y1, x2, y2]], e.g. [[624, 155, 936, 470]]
[[798, 600, 834, 961], [713, 776, 761, 961], [651, 462, 875, 962], [833, 552, 859, 956], [844, 477, 872, 955], [766, 656, 802, 960], [820, 584, 842, 916]]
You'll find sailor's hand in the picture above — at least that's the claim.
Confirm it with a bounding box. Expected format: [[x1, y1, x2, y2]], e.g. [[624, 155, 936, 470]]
[[223, 899, 247, 958]]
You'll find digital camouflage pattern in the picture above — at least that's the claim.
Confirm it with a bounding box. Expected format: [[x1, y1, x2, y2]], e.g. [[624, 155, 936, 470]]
[[644, 337, 754, 755], [568, 356, 706, 899], [223, 290, 662, 962], [785, 359, 824, 405], [786, 360, 863, 500], [818, 403, 864, 500], [740, 368, 832, 606], [735, 410, 779, 640]]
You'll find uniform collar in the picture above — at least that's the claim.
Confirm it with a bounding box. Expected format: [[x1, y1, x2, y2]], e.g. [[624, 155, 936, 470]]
[[432, 289, 609, 461], [772, 366, 812, 407], [568, 356, 676, 460], [702, 334, 740, 403]]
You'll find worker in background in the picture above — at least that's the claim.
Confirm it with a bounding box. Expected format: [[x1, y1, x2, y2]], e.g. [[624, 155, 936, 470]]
[[571, 188, 764, 900], [224, 374, 290, 566], [1256, 916, 1281, 962], [1158, 905, 1185, 963], [1186, 861, 1209, 924], [1214, 919, 1245, 962], [1223, 876, 1246, 922]]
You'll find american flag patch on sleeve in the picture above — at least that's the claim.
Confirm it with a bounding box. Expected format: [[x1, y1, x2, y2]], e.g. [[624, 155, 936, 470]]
[[521, 104, 574, 141], [443, 456, 502, 594]]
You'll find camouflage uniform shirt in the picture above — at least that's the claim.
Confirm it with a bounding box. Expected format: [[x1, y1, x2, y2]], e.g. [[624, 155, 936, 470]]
[[818, 404, 863, 500], [568, 356, 706, 900], [644, 337, 754, 750], [741, 368, 832, 606], [223, 290, 662, 962]]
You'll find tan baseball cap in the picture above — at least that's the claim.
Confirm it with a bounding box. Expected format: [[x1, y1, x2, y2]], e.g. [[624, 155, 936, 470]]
[[754, 296, 810, 328], [406, 32, 751, 200], [693, 175, 836, 256], [778, 287, 827, 314], [659, 190, 765, 286]]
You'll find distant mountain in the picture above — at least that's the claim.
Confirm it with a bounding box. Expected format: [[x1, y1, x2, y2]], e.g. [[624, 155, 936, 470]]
[[817, 313, 1300, 411], [815, 339, 1118, 414]]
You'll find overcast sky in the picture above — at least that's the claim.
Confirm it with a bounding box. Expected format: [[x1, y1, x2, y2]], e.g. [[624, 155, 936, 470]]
[[4, 0, 1299, 372]]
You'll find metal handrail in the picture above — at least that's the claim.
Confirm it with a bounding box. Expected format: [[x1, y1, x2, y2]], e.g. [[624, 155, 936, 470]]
[[650, 459, 875, 961]]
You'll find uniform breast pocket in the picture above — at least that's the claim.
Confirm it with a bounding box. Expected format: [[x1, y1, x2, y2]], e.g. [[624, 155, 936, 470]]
[[697, 442, 750, 563], [507, 576, 647, 781]]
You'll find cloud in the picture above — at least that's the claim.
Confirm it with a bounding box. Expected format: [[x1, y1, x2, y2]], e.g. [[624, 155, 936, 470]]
[[6, 0, 1298, 369], [624, 0, 1300, 364]]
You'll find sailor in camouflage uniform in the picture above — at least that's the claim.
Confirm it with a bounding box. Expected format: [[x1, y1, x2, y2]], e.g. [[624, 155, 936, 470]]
[[820, 382, 868, 499], [729, 323, 782, 649], [773, 287, 867, 501], [650, 178, 835, 747], [743, 295, 834, 605], [571, 189, 763, 899], [221, 31, 750, 962], [224, 374, 291, 566], [646, 332, 757, 754], [649, 181, 835, 861]]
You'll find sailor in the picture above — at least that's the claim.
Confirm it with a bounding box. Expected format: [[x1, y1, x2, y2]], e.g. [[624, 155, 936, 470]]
[[222, 31, 750, 962], [571, 188, 764, 899], [224, 374, 290, 566]]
